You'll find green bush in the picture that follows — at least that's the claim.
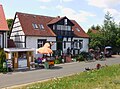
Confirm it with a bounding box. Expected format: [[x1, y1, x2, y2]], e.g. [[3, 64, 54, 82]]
[[76, 54, 84, 61], [54, 59, 60, 64], [0, 49, 7, 72]]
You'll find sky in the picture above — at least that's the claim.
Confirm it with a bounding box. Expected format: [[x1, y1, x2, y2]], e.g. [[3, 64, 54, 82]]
[[0, 0, 120, 32]]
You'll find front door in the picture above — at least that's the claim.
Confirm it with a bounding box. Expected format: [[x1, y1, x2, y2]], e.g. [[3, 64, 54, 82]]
[[57, 37, 63, 51]]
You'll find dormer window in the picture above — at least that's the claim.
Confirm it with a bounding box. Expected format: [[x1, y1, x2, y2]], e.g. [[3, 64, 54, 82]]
[[32, 23, 38, 29], [64, 19, 67, 25], [76, 28, 80, 32], [40, 24, 44, 30]]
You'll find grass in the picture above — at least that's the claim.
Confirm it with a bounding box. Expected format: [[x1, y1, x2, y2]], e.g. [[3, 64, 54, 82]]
[[14, 64, 120, 89]]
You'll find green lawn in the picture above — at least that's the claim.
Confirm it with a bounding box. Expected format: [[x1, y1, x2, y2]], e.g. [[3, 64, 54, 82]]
[[15, 64, 120, 89]]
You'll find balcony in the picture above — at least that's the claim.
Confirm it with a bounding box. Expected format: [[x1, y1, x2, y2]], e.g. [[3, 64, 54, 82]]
[[53, 30, 74, 37]]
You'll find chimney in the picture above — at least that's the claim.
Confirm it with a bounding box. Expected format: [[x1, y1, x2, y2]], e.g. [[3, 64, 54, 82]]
[[57, 16, 60, 18]]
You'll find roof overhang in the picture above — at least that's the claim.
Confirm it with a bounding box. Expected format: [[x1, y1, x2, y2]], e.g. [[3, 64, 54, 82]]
[[4, 48, 35, 52]]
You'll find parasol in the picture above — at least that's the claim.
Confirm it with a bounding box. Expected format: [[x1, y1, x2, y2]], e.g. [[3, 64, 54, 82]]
[[37, 43, 53, 54]]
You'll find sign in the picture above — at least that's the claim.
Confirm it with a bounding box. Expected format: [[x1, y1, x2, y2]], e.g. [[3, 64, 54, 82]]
[[18, 58, 27, 68], [6, 59, 13, 68]]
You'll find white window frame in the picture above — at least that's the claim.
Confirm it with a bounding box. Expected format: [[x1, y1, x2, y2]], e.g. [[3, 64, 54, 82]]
[[76, 28, 80, 32], [32, 23, 38, 29], [74, 40, 78, 48], [40, 24, 44, 30], [37, 39, 46, 48], [64, 19, 67, 25], [53, 25, 55, 30]]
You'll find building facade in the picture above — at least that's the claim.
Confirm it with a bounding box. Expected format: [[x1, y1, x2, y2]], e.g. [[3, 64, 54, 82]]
[[0, 5, 9, 48], [10, 12, 89, 55]]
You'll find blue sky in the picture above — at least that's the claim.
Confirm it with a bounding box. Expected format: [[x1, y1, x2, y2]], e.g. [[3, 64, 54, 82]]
[[0, 0, 120, 32]]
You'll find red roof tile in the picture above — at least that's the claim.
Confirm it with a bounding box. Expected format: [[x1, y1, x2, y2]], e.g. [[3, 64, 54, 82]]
[[71, 20, 89, 38], [90, 29, 99, 34], [17, 12, 56, 37], [16, 12, 89, 38], [48, 16, 65, 25], [0, 5, 9, 31]]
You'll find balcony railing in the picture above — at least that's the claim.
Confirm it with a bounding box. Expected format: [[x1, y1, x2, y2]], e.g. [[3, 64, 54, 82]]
[[53, 30, 74, 36]]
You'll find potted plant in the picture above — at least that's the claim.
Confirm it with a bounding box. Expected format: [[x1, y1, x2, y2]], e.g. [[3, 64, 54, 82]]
[[77, 54, 84, 62]]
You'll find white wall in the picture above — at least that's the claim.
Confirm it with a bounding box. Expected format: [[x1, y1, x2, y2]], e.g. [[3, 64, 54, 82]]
[[81, 38, 89, 52], [26, 36, 56, 50], [0, 34, 2, 48], [26, 36, 56, 56], [72, 37, 89, 52], [10, 15, 25, 48]]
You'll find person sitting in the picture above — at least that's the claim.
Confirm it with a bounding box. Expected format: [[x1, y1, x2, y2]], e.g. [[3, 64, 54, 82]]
[[37, 57, 42, 64]]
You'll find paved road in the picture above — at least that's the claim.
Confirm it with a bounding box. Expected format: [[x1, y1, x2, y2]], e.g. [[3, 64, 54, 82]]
[[0, 57, 120, 88]]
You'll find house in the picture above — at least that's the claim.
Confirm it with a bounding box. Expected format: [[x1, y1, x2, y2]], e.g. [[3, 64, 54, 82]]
[[0, 5, 9, 48], [10, 12, 89, 55]]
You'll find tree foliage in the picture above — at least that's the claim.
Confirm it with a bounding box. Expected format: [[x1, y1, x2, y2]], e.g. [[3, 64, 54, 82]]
[[87, 12, 120, 53], [7, 19, 13, 29], [6, 19, 13, 36]]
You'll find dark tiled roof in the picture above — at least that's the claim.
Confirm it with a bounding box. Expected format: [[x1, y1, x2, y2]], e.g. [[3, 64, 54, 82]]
[[16, 12, 89, 38], [7, 39, 16, 48], [0, 5, 9, 31]]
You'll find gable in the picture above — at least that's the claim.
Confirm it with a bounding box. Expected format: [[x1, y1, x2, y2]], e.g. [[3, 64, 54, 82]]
[[10, 14, 25, 37], [48, 16, 74, 26], [71, 20, 89, 38], [0, 5, 9, 31]]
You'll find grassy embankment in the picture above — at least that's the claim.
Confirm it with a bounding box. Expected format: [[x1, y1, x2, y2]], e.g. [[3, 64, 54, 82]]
[[14, 64, 120, 89]]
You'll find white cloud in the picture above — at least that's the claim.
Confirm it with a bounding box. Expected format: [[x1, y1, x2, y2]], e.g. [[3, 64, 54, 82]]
[[60, 0, 73, 2], [37, 0, 52, 2], [87, 0, 120, 24], [56, 5, 95, 23], [104, 8, 120, 23], [87, 0, 120, 8], [40, 6, 47, 9]]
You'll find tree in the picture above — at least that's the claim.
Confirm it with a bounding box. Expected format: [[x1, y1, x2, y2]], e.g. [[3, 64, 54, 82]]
[[101, 12, 120, 54], [7, 19, 13, 29], [87, 12, 120, 54], [87, 25, 103, 49], [6, 19, 13, 36]]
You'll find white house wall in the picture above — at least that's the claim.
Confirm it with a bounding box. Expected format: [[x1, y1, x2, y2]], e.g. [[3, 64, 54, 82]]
[[10, 15, 25, 48], [26, 36, 56, 50], [72, 37, 89, 52], [4, 32, 7, 48], [81, 38, 89, 52]]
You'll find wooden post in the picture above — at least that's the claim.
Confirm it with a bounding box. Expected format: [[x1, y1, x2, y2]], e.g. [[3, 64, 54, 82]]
[[14, 52, 18, 69]]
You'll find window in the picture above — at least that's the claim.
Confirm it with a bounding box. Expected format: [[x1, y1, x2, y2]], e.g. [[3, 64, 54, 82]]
[[57, 25, 61, 30], [53, 25, 55, 30], [64, 19, 67, 25], [74, 40, 78, 48], [67, 26, 71, 31], [32, 23, 38, 29], [37, 39, 46, 48], [0, 34, 2, 48], [76, 28, 80, 32], [79, 40, 83, 49], [40, 24, 44, 29], [57, 25, 71, 31]]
